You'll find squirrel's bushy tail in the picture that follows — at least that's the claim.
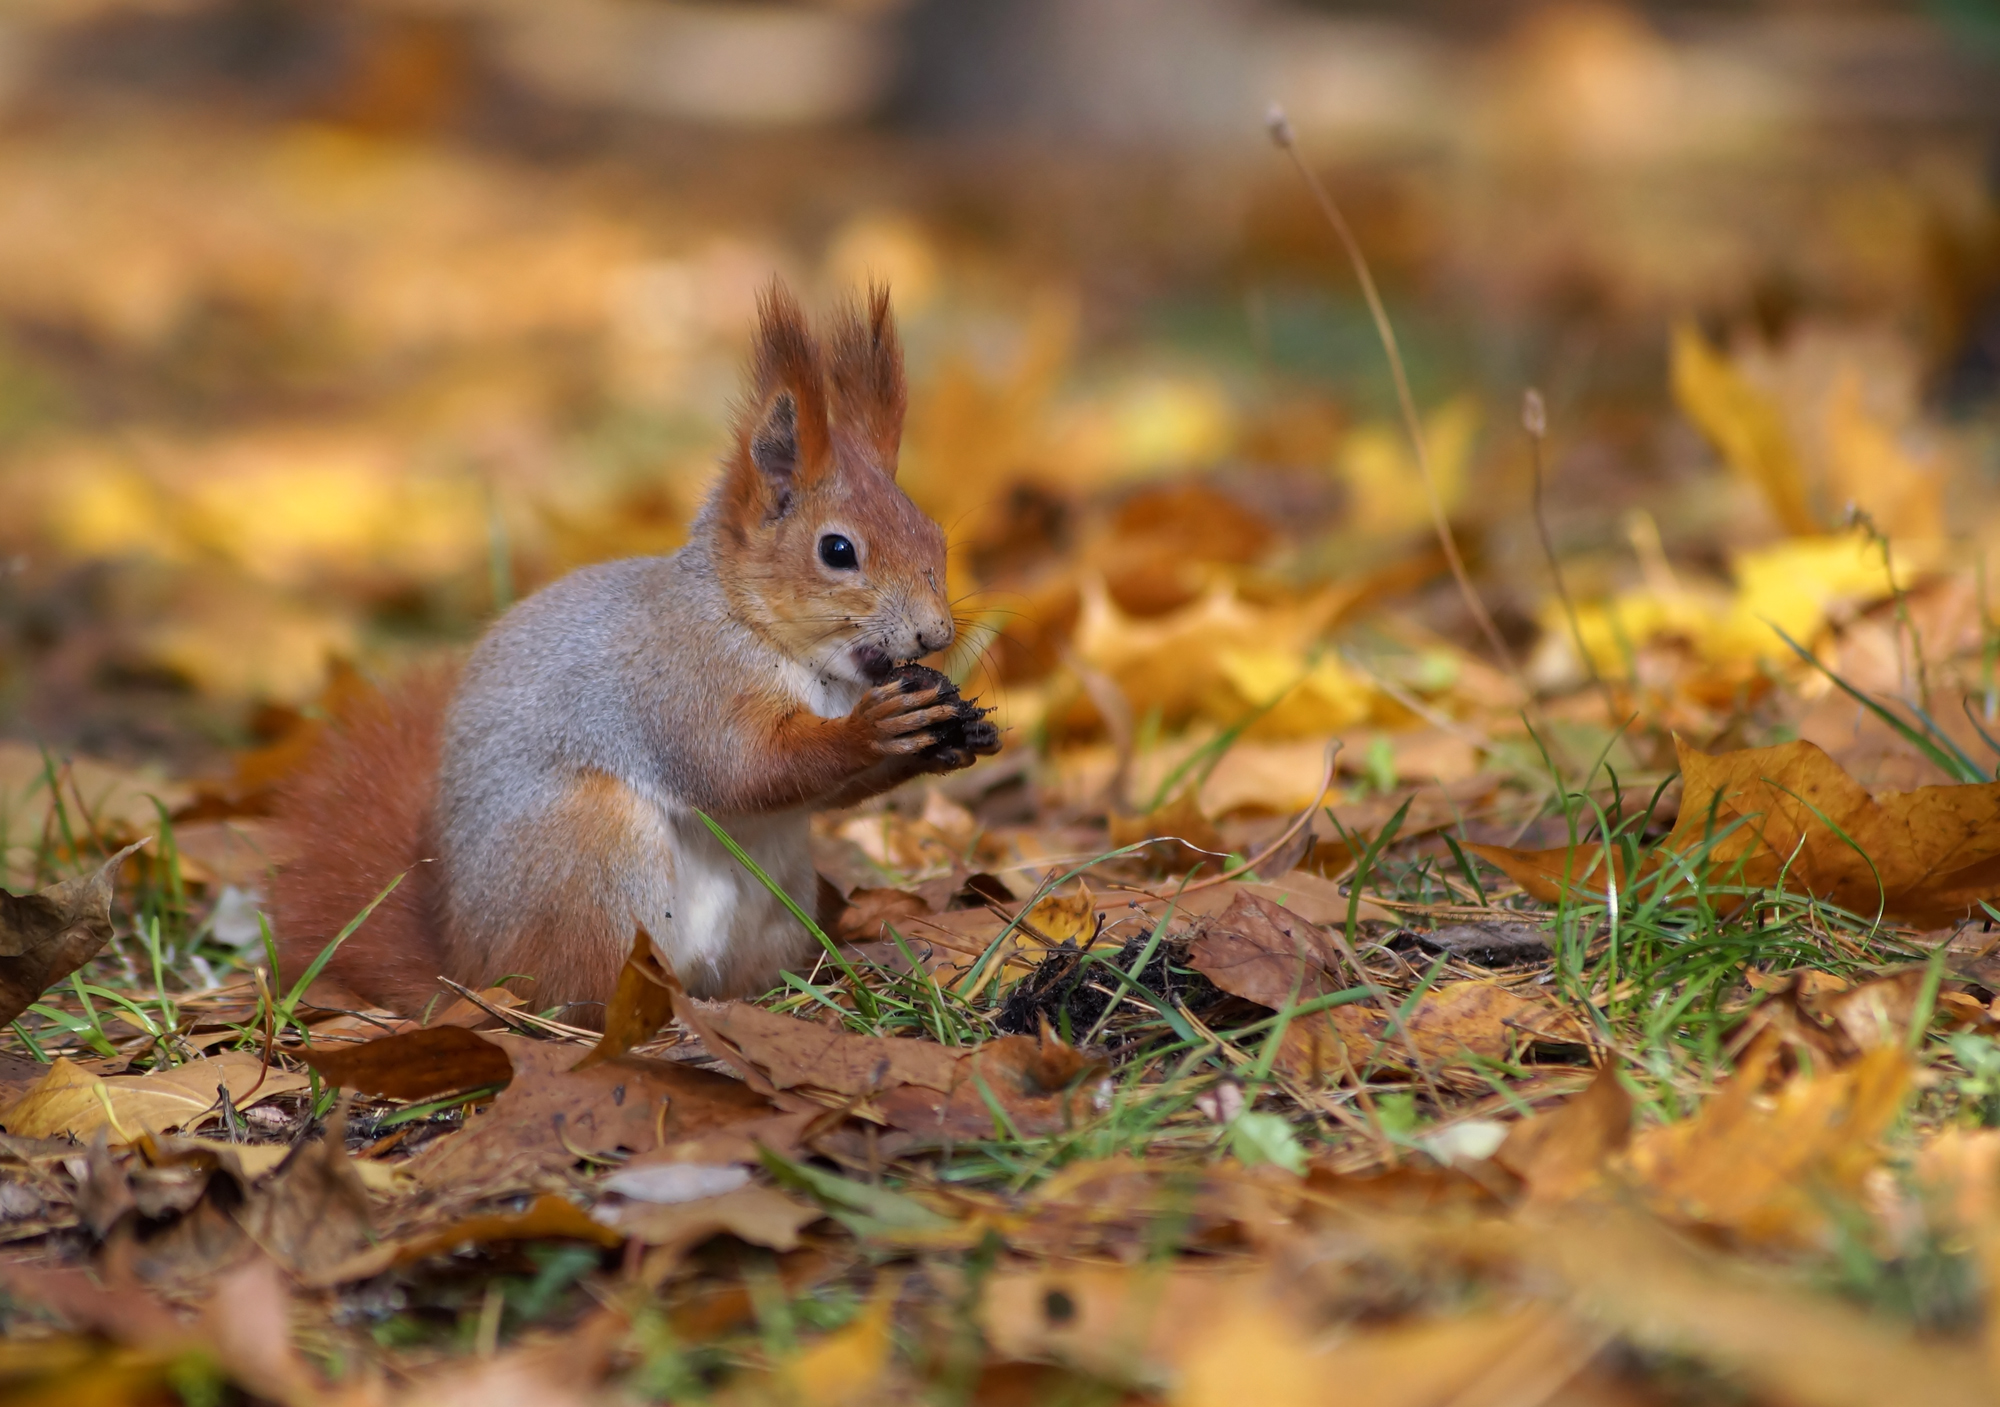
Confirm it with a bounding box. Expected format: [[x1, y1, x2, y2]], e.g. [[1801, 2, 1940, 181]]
[[271, 665, 457, 1015]]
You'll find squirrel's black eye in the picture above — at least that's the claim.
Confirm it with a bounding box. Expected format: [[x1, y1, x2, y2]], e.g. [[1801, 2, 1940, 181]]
[[818, 533, 859, 570]]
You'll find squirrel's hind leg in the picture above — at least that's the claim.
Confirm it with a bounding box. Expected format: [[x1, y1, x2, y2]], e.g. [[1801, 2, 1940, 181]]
[[444, 770, 676, 1031]]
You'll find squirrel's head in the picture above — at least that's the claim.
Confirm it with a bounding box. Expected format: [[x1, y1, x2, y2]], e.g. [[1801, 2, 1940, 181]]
[[710, 280, 952, 689]]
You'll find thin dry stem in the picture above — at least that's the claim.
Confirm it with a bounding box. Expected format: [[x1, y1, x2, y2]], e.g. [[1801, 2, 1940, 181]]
[[1267, 103, 1518, 683], [1525, 387, 1621, 730]]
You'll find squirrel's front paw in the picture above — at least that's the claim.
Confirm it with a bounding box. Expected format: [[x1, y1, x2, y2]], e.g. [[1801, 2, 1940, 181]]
[[886, 664, 1002, 771], [852, 669, 965, 761]]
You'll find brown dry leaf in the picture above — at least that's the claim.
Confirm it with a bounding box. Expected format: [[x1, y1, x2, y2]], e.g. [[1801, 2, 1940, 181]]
[[1469, 737, 2000, 927], [411, 1032, 774, 1189], [0, 745, 189, 851], [573, 926, 676, 1070], [307, 1192, 622, 1287], [1541, 1203, 1989, 1407], [876, 1030, 1107, 1141], [1287, 980, 1584, 1082], [1107, 790, 1225, 861], [197, 1255, 325, 1407], [298, 1024, 513, 1100], [0, 1050, 309, 1142], [1187, 891, 1347, 1008], [1494, 1066, 1633, 1204], [1622, 1036, 1910, 1245], [0, 840, 147, 1026], [240, 1104, 374, 1281], [832, 885, 933, 944], [679, 996, 962, 1097], [606, 1183, 823, 1283]]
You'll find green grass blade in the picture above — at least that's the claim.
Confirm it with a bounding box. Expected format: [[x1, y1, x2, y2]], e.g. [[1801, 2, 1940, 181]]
[[1769, 623, 1983, 783], [284, 872, 405, 1010]]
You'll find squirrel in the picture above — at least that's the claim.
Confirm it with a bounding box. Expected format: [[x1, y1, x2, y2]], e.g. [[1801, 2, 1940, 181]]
[[271, 282, 1000, 1026]]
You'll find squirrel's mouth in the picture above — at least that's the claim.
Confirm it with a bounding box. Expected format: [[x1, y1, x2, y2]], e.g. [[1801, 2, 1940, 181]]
[[851, 643, 896, 684]]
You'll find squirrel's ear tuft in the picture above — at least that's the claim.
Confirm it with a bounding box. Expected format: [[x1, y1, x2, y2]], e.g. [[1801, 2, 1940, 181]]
[[826, 284, 906, 474], [726, 280, 832, 525]]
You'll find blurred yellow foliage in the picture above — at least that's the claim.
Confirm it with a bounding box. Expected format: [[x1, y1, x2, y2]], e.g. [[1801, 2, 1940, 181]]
[[1671, 321, 1816, 535], [1215, 649, 1374, 737], [1073, 578, 1366, 738], [1544, 529, 1916, 684], [1335, 395, 1480, 539]]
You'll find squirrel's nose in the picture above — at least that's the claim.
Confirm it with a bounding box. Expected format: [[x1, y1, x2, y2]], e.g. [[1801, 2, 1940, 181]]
[[916, 623, 953, 656]]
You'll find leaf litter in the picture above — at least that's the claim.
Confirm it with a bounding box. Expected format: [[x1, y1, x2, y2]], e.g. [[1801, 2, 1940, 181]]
[[4, 10, 2000, 1405]]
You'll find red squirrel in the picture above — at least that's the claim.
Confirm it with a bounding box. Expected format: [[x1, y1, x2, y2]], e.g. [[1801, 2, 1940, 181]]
[[272, 282, 998, 1025]]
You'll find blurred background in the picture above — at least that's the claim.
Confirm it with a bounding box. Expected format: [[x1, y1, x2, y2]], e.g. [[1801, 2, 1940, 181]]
[[1, 0, 1999, 857]]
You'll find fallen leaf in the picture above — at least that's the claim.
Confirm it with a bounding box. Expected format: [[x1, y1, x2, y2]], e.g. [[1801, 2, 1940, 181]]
[[573, 926, 676, 1069], [602, 1183, 823, 1284], [1187, 891, 1348, 1009], [1016, 885, 1096, 948], [307, 1192, 621, 1287], [1495, 1066, 1633, 1204], [410, 1032, 774, 1189], [1541, 1202, 1989, 1407], [876, 1031, 1107, 1140], [832, 885, 933, 943], [0, 841, 147, 1026], [1176, 1301, 1590, 1407], [1621, 1035, 1910, 1245], [1672, 320, 1816, 535], [298, 1024, 513, 1100], [680, 996, 962, 1097], [980, 1260, 1262, 1383], [1468, 737, 2000, 928], [197, 1255, 325, 1407], [1278, 981, 1584, 1086], [241, 1103, 374, 1280], [0, 1050, 309, 1143], [766, 1278, 899, 1407]]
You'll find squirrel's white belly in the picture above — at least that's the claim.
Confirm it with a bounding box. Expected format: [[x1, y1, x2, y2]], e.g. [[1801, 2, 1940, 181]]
[[659, 805, 818, 995]]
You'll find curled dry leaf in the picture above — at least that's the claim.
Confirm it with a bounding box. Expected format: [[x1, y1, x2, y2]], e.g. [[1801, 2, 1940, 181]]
[[0, 1049, 309, 1143], [307, 1192, 622, 1288], [605, 1183, 825, 1285], [240, 1101, 374, 1281], [573, 925, 678, 1070], [0, 839, 147, 1026], [1468, 737, 2000, 928], [1188, 890, 1349, 1008]]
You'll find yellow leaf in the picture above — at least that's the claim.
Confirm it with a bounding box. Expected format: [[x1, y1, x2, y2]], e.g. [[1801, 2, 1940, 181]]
[[0, 1051, 310, 1143], [1671, 321, 1817, 535], [773, 1280, 898, 1407], [1825, 364, 1944, 542], [1019, 886, 1095, 948], [1335, 395, 1480, 539]]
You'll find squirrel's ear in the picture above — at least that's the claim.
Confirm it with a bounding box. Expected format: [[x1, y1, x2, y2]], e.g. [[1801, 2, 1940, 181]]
[[826, 284, 906, 474], [727, 281, 833, 525]]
